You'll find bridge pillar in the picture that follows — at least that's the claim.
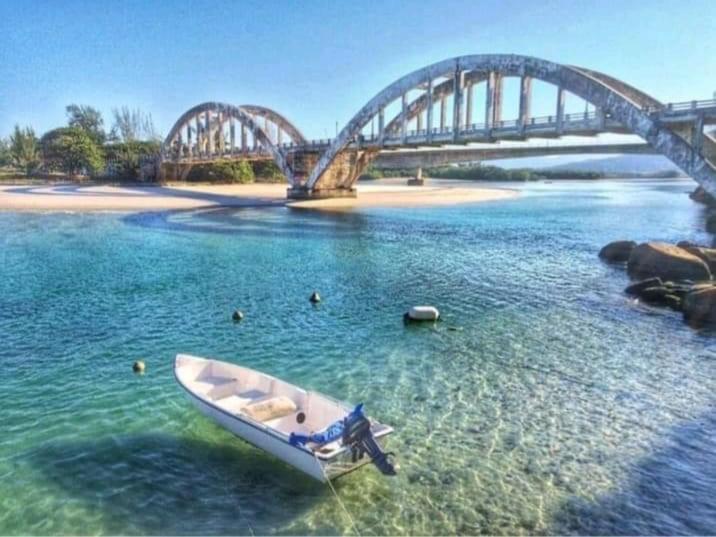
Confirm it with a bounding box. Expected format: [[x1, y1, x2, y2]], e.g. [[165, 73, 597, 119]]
[[492, 74, 503, 125], [426, 78, 434, 142], [452, 69, 463, 140], [519, 76, 532, 135], [465, 80, 473, 129], [556, 86, 566, 135], [289, 148, 380, 200], [401, 93, 408, 143]]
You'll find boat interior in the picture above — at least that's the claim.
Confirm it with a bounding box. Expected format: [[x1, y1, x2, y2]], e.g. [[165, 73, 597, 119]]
[[175, 354, 389, 456]]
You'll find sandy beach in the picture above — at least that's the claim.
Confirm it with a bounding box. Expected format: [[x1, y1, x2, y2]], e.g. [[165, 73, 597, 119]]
[[0, 180, 518, 212]]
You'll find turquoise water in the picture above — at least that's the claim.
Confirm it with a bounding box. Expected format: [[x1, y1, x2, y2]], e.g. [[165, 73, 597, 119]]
[[1, 179, 716, 535]]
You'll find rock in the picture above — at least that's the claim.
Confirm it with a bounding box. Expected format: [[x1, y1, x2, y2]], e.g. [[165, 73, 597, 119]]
[[676, 240, 702, 249], [663, 281, 694, 300], [309, 291, 321, 304], [599, 240, 637, 263], [690, 186, 716, 206], [625, 277, 663, 296], [232, 310, 244, 322], [707, 213, 716, 233], [133, 360, 146, 374], [627, 242, 712, 282], [638, 287, 683, 311], [683, 287, 716, 326], [683, 246, 716, 274]]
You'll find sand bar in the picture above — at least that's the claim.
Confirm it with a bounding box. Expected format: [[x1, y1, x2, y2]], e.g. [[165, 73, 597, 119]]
[[0, 180, 518, 212]]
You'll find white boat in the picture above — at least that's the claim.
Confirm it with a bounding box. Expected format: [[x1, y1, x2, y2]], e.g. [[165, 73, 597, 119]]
[[174, 354, 395, 482]]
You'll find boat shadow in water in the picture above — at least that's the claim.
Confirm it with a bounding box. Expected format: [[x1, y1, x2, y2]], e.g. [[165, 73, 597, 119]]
[[552, 410, 716, 535], [27, 433, 327, 535]]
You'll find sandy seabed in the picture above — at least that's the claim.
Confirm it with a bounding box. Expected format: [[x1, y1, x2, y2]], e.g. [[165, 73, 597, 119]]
[[0, 180, 518, 212]]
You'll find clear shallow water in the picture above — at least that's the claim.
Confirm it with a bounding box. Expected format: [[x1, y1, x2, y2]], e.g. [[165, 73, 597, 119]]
[[1, 179, 716, 535]]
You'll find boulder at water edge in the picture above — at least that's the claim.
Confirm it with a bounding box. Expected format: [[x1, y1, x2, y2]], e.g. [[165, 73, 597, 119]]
[[627, 242, 712, 282], [689, 186, 716, 206], [682, 246, 716, 274], [599, 240, 637, 263], [683, 286, 716, 326]]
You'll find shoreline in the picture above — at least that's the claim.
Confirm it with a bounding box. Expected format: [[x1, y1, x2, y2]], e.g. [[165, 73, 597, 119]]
[[0, 180, 519, 212]]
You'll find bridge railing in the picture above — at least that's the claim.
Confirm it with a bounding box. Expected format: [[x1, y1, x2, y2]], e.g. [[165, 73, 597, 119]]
[[646, 99, 716, 114]]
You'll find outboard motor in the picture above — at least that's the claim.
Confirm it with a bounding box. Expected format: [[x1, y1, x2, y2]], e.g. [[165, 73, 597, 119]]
[[289, 404, 397, 476], [342, 405, 397, 476]]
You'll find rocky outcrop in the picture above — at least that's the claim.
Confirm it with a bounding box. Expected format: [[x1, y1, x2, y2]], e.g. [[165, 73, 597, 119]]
[[600, 238, 716, 329], [682, 246, 716, 274], [683, 286, 716, 326], [627, 242, 711, 282], [690, 186, 716, 206], [599, 240, 636, 263]]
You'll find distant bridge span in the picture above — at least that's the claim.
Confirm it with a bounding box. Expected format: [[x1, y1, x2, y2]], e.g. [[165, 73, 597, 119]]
[[160, 54, 716, 198], [373, 143, 657, 169]]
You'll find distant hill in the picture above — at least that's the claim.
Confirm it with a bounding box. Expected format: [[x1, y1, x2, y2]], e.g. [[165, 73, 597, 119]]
[[542, 155, 685, 177]]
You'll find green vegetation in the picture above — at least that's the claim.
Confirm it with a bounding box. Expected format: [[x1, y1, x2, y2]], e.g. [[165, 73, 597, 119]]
[[0, 104, 162, 183], [183, 159, 286, 184], [9, 125, 41, 177], [251, 160, 286, 183], [104, 140, 161, 180], [186, 159, 255, 183], [66, 104, 106, 144], [110, 107, 160, 143], [41, 127, 104, 178]]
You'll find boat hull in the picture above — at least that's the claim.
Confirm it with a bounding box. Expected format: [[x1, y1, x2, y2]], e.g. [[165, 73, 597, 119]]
[[182, 384, 386, 482]]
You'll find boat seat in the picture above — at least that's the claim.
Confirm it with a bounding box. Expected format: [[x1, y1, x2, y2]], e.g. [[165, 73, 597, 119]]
[[242, 396, 297, 422], [192, 376, 234, 396]]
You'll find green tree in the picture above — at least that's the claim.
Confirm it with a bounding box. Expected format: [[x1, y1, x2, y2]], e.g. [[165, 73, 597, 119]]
[[104, 140, 161, 180], [110, 107, 160, 142], [9, 125, 41, 176], [41, 127, 104, 178], [66, 104, 105, 143], [0, 138, 10, 167]]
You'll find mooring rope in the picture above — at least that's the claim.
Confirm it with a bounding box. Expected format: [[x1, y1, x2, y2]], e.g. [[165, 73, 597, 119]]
[[314, 451, 362, 537]]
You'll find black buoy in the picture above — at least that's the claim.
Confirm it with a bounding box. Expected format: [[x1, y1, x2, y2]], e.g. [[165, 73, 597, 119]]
[[309, 291, 321, 304], [133, 360, 146, 374], [232, 310, 244, 322]]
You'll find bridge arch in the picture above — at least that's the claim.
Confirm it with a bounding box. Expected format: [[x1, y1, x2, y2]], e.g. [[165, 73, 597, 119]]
[[161, 102, 305, 185], [306, 54, 716, 194]]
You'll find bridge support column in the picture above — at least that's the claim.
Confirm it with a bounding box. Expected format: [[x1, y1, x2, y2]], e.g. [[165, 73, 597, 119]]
[[465, 80, 473, 129], [519, 76, 532, 135], [439, 97, 447, 132], [452, 69, 463, 140], [401, 93, 408, 143], [485, 72, 496, 130], [378, 107, 385, 145], [556, 86, 566, 135], [492, 74, 503, 125], [196, 117, 202, 156], [595, 106, 606, 129], [205, 111, 212, 156], [426, 78, 433, 142]]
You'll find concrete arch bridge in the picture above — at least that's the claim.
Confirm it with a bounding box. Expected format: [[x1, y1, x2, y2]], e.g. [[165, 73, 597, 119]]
[[160, 54, 716, 198]]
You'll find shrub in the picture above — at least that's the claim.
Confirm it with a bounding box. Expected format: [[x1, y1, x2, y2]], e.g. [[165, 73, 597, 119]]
[[186, 159, 255, 183]]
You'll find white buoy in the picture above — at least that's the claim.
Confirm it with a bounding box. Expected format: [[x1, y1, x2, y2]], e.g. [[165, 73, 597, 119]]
[[406, 305, 440, 321]]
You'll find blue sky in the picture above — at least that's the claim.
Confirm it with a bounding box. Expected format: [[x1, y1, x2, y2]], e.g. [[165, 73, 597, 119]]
[[1, 0, 714, 140]]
